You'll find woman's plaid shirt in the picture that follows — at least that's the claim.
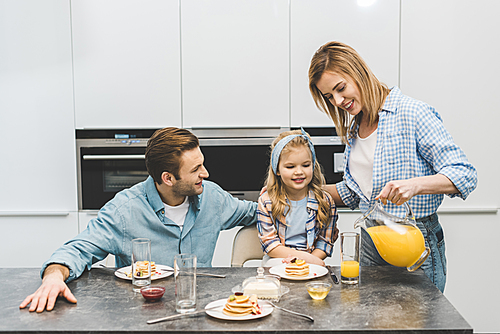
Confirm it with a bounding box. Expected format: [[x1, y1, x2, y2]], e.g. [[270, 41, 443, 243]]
[[336, 87, 477, 218]]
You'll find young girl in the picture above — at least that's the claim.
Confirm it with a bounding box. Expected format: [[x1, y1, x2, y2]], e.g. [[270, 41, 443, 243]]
[[257, 128, 338, 267]]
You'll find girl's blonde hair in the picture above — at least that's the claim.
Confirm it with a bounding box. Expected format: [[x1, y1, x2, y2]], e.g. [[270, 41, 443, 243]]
[[308, 41, 390, 144], [265, 130, 331, 228]]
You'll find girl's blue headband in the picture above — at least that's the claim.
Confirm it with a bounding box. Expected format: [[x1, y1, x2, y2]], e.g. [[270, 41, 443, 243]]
[[271, 128, 316, 175]]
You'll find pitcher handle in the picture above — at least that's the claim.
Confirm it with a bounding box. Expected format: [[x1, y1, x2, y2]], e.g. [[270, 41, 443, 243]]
[[378, 200, 416, 222], [403, 201, 415, 222], [354, 200, 416, 230]]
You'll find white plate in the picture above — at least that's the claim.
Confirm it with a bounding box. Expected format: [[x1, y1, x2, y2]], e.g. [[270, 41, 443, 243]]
[[205, 298, 273, 321], [114, 265, 174, 281], [269, 263, 328, 280]]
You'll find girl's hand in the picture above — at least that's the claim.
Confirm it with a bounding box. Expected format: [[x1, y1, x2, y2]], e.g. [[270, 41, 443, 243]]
[[281, 255, 297, 264], [295, 251, 325, 266], [281, 253, 324, 266], [303, 254, 325, 266]]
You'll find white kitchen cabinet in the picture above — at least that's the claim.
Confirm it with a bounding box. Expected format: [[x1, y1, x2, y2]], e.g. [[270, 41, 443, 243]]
[[72, 0, 181, 129], [0, 0, 77, 212], [400, 0, 500, 210], [78, 211, 98, 233], [290, 0, 400, 127], [0, 214, 79, 267], [0, 0, 78, 268], [181, 0, 289, 128]]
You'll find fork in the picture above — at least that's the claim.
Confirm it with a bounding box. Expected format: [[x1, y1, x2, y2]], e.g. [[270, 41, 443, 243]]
[[265, 301, 314, 322], [158, 268, 226, 278]]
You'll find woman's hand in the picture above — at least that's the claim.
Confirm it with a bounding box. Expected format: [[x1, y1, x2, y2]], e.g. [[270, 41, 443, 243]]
[[376, 174, 459, 205], [375, 179, 418, 206]]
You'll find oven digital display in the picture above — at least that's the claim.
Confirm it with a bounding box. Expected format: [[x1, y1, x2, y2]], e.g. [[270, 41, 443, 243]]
[[115, 133, 138, 139]]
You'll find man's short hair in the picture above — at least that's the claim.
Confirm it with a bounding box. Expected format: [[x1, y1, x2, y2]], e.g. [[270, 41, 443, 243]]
[[145, 127, 199, 184]]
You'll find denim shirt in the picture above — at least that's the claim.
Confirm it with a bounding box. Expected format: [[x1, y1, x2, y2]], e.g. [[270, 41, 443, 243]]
[[336, 87, 477, 218], [41, 177, 257, 282]]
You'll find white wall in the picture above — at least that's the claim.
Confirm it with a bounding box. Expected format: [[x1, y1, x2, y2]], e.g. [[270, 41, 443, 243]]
[[399, 1, 500, 332]]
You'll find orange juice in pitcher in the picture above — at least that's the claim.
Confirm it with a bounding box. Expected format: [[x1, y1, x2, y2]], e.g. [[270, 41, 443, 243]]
[[366, 225, 426, 268], [354, 201, 430, 272]]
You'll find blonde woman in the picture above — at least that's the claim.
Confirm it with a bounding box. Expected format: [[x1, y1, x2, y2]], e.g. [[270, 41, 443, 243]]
[[308, 41, 477, 291], [257, 129, 338, 267]]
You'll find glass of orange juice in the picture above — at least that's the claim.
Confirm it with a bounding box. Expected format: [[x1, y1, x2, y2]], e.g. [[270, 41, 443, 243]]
[[340, 232, 360, 284]]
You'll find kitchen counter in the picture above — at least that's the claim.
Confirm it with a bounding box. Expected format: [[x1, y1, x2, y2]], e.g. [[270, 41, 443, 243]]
[[1, 266, 471, 333]]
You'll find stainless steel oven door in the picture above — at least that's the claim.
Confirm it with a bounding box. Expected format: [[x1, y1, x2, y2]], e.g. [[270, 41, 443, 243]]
[[77, 140, 149, 210]]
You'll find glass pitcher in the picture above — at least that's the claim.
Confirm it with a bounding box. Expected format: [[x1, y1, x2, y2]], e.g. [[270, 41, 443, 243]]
[[354, 201, 430, 272]]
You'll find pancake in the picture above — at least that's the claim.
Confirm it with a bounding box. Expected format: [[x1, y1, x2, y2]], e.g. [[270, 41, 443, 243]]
[[285, 258, 309, 277], [222, 294, 261, 317], [134, 261, 155, 277]]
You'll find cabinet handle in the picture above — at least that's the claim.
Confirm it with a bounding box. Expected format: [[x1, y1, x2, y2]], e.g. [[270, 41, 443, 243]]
[[83, 154, 145, 160], [0, 212, 70, 217], [436, 207, 498, 214]]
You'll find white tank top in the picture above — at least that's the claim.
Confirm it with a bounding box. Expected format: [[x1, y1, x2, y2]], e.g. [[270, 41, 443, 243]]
[[349, 129, 377, 200]]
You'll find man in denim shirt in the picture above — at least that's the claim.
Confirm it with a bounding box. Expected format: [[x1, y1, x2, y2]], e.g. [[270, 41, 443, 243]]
[[20, 127, 257, 312]]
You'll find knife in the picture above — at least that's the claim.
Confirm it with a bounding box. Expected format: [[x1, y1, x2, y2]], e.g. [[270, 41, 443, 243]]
[[326, 266, 339, 284], [147, 305, 221, 324]]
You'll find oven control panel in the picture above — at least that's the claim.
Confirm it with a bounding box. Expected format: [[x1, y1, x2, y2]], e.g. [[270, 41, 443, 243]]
[[104, 138, 148, 146]]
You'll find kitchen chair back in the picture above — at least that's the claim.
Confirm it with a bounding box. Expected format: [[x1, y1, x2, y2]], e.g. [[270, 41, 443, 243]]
[[230, 225, 264, 267]]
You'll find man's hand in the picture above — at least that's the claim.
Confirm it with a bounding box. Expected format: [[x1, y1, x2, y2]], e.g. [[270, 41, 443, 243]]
[[19, 264, 76, 312]]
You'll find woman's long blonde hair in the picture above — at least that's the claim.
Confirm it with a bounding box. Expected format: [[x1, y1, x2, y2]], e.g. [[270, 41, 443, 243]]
[[265, 130, 331, 228], [308, 41, 390, 144]]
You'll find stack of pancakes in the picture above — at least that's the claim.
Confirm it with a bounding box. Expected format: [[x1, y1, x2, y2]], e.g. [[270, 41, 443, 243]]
[[285, 258, 309, 277], [222, 294, 261, 316], [134, 261, 156, 277]]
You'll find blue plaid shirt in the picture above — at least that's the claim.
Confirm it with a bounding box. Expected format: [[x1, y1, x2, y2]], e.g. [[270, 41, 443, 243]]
[[336, 87, 477, 218]]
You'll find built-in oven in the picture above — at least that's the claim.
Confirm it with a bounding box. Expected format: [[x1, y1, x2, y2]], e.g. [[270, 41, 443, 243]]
[[76, 128, 345, 211]]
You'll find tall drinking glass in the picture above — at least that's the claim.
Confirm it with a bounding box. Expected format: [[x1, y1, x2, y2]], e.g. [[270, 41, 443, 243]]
[[131, 238, 151, 292], [340, 232, 360, 284], [174, 254, 197, 313]]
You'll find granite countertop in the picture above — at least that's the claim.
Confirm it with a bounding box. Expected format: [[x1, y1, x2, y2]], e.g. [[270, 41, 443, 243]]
[[1, 266, 472, 333]]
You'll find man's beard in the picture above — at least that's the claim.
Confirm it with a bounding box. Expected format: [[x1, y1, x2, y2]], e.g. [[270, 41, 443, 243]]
[[172, 179, 201, 197]]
